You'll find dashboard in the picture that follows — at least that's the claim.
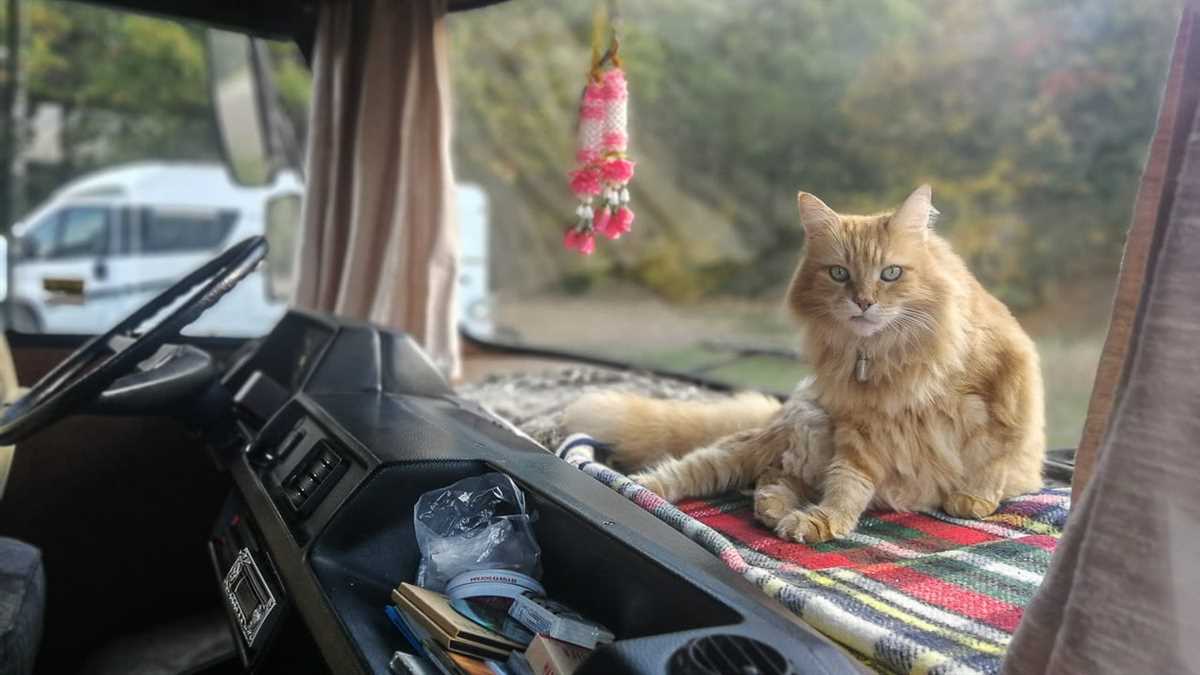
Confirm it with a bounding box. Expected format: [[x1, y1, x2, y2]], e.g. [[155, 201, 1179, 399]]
[[207, 310, 860, 674]]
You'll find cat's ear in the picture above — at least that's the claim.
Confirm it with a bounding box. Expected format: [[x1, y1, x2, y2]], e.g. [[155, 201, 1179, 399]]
[[889, 184, 935, 236], [797, 192, 839, 236]]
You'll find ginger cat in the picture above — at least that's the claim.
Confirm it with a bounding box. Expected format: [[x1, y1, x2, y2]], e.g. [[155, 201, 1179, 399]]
[[564, 185, 1045, 543]]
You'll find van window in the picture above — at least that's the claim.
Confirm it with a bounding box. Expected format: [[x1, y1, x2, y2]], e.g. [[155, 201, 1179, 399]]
[[22, 213, 59, 260], [53, 207, 109, 259], [19, 206, 110, 260], [0, 0, 311, 337], [139, 209, 236, 254]]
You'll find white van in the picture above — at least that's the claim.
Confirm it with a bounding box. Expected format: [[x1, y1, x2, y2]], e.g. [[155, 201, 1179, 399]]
[[3, 162, 493, 337]]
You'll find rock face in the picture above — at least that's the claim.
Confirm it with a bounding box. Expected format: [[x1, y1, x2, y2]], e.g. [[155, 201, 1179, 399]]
[[456, 366, 732, 450]]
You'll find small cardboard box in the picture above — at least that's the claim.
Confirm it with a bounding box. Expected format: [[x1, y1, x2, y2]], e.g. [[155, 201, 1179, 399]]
[[524, 635, 591, 675]]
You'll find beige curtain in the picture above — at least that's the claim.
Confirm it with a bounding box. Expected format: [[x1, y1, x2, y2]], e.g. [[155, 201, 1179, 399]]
[[294, 0, 460, 378], [1003, 5, 1200, 673]]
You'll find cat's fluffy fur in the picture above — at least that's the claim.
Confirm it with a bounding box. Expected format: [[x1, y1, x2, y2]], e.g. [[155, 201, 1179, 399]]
[[564, 185, 1045, 542]]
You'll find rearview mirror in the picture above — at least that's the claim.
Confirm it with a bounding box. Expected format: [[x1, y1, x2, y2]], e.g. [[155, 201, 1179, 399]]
[[206, 30, 298, 186]]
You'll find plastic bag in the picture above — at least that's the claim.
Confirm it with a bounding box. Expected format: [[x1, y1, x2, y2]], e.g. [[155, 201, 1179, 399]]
[[414, 472, 542, 591]]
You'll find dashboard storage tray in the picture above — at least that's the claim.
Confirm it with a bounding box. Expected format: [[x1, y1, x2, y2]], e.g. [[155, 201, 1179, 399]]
[[309, 461, 741, 674]]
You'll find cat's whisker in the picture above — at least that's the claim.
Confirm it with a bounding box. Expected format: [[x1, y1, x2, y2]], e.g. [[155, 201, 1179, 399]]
[[881, 312, 940, 363], [896, 310, 937, 336], [889, 314, 927, 338], [905, 307, 941, 330]]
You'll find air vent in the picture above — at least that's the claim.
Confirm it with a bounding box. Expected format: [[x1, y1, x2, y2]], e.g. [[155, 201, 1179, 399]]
[[669, 635, 792, 675]]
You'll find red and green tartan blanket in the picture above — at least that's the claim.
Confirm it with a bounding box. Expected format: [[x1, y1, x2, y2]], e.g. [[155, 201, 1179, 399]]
[[560, 441, 1069, 675]]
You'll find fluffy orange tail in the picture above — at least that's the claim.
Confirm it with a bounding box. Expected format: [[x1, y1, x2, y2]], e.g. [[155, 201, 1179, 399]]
[[563, 391, 782, 469]]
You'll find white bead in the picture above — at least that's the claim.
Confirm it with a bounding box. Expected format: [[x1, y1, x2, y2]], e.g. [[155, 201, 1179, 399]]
[[620, 188, 630, 203]]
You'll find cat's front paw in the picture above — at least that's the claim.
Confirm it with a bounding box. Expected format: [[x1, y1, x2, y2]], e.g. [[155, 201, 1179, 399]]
[[943, 493, 998, 519], [754, 484, 798, 529], [630, 473, 674, 501], [774, 507, 854, 543]]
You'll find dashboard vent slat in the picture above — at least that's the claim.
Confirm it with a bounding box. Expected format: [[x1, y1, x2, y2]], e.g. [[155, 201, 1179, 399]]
[[669, 635, 792, 675]]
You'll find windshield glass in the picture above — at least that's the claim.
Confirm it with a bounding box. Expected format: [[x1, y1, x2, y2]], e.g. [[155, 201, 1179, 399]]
[[449, 1, 1181, 450], [0, 0, 311, 337]]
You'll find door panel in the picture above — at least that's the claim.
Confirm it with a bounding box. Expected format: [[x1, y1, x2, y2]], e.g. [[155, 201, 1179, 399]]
[[17, 206, 129, 334]]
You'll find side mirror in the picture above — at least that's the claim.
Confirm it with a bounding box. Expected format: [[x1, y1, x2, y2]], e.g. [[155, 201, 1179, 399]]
[[263, 193, 302, 301], [205, 30, 300, 186]]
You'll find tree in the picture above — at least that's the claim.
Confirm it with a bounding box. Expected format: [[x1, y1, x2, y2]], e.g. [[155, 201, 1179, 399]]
[[841, 0, 1179, 308], [2, 0, 216, 214], [448, 0, 1180, 313]]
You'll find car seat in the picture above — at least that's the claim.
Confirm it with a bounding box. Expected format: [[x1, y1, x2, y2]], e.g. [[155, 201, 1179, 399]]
[[0, 332, 44, 675]]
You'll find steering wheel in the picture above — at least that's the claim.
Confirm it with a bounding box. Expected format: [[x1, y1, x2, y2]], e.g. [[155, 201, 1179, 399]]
[[0, 236, 268, 445]]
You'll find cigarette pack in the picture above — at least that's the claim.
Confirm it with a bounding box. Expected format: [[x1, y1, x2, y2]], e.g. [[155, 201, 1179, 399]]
[[524, 635, 592, 675], [507, 595, 613, 650]]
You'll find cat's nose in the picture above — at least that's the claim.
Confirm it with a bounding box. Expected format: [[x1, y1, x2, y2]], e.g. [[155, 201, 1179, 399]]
[[854, 297, 874, 312]]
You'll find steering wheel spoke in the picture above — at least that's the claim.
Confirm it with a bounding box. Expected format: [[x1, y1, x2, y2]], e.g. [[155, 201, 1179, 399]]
[[106, 334, 137, 355]]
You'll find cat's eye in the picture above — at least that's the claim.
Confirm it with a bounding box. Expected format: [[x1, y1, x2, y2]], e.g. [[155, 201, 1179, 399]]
[[829, 266, 850, 282], [881, 265, 903, 282]]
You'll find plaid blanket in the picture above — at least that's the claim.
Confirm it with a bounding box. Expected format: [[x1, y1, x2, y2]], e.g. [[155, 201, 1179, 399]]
[[560, 439, 1069, 675]]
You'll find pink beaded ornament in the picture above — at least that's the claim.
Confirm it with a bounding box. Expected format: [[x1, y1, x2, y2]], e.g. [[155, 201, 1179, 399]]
[[564, 20, 634, 255]]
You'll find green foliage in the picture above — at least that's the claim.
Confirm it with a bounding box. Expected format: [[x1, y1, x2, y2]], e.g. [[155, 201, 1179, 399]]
[[630, 240, 707, 303], [3, 0, 313, 215], [266, 40, 312, 142], [838, 0, 1180, 308], [0, 0, 216, 211], [449, 0, 1181, 312], [0, 0, 1176, 320]]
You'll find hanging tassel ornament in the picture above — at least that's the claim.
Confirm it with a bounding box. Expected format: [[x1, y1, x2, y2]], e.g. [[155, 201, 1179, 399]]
[[564, 3, 635, 255]]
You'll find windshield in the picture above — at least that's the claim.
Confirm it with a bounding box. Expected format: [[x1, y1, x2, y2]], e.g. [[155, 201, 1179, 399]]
[[0, 0, 311, 337], [449, 1, 1181, 450]]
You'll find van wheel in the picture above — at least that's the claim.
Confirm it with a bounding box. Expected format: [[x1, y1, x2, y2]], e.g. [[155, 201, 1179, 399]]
[[6, 306, 41, 334]]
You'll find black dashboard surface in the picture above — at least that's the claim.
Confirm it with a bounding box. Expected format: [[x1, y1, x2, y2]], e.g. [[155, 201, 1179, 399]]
[[212, 311, 862, 675]]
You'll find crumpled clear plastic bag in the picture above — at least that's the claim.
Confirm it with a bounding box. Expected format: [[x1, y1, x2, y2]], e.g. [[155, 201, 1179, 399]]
[[414, 472, 542, 591]]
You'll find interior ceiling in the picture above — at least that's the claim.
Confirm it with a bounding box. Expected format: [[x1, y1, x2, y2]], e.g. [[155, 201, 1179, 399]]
[[85, 0, 512, 41]]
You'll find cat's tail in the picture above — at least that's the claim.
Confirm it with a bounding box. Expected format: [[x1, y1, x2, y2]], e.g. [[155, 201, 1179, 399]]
[[562, 391, 782, 470]]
